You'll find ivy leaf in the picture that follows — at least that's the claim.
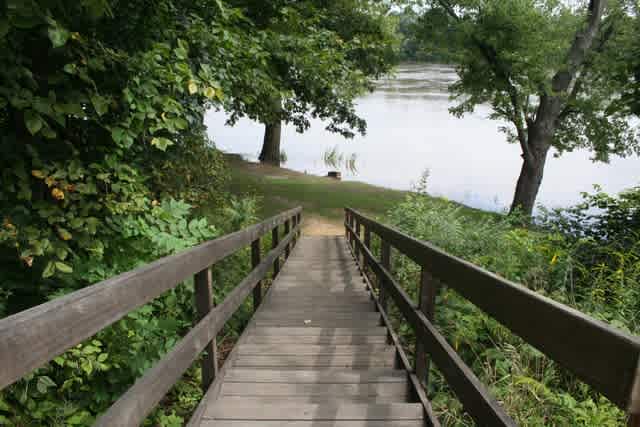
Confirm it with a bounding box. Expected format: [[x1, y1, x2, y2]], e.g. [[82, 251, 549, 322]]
[[90, 95, 109, 116], [42, 261, 56, 278], [188, 80, 198, 95], [204, 87, 219, 100], [24, 110, 43, 135], [150, 137, 173, 151], [55, 261, 73, 273], [36, 376, 56, 393], [57, 228, 72, 241], [48, 23, 70, 48]]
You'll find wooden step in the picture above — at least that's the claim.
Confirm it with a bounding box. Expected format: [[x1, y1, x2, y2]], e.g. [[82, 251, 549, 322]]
[[224, 368, 407, 384], [201, 421, 424, 427], [254, 313, 381, 321], [236, 344, 391, 355], [233, 352, 395, 368], [253, 320, 381, 328], [246, 327, 387, 336], [244, 335, 388, 345], [205, 401, 424, 421], [221, 382, 408, 400]]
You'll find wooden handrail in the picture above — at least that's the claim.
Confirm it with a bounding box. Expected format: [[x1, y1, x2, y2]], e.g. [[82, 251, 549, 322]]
[[345, 207, 640, 425], [0, 207, 302, 425]]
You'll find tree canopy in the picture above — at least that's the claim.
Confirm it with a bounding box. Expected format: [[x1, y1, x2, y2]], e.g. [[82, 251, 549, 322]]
[[408, 0, 640, 216]]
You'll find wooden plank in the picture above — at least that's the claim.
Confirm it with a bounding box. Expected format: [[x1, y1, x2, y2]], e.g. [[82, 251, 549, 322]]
[[415, 268, 437, 385], [262, 304, 376, 312], [247, 327, 388, 336], [206, 402, 424, 420], [251, 239, 261, 311], [201, 420, 425, 427], [236, 344, 391, 355], [233, 354, 395, 368], [272, 226, 280, 277], [253, 320, 382, 328], [194, 267, 217, 391], [347, 208, 640, 410], [221, 382, 408, 397], [348, 223, 515, 426], [217, 395, 405, 403], [254, 313, 381, 321], [94, 224, 300, 427], [224, 368, 406, 384], [0, 207, 301, 390], [244, 335, 389, 345]]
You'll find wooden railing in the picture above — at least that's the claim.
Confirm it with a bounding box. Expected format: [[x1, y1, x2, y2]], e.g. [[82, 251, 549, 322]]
[[0, 207, 302, 426], [345, 207, 640, 427]]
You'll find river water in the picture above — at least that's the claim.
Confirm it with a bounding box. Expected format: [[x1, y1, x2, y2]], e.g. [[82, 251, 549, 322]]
[[205, 63, 639, 212]]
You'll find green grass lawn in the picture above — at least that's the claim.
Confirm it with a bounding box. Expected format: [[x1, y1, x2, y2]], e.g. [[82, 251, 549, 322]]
[[224, 153, 491, 229]]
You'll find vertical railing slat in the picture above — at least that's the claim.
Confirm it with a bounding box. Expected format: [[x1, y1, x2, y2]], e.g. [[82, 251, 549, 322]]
[[415, 267, 438, 386], [272, 225, 280, 277], [194, 267, 217, 391], [251, 239, 262, 311]]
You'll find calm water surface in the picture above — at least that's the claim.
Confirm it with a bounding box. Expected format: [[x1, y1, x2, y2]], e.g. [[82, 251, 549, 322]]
[[205, 64, 639, 211]]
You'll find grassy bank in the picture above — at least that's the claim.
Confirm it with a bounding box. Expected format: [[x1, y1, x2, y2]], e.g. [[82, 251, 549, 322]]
[[224, 153, 488, 232]]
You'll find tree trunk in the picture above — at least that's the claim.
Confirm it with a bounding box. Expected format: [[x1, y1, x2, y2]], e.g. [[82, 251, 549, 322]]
[[509, 128, 551, 217], [259, 121, 282, 166]]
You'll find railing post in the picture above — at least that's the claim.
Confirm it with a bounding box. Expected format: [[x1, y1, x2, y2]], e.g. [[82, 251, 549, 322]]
[[251, 238, 262, 311], [354, 219, 361, 265], [363, 227, 371, 284], [284, 219, 291, 258], [194, 267, 217, 391], [345, 209, 350, 240], [272, 225, 280, 277], [380, 240, 391, 315], [415, 267, 438, 386], [292, 215, 297, 247]]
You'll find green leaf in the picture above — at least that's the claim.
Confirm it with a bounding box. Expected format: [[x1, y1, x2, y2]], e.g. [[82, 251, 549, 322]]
[[90, 94, 109, 116], [204, 87, 216, 99], [67, 411, 92, 425], [55, 261, 73, 274], [48, 23, 70, 48], [150, 137, 173, 151], [43, 261, 56, 278], [81, 360, 93, 376], [24, 110, 43, 135], [188, 80, 198, 95], [36, 375, 56, 393]]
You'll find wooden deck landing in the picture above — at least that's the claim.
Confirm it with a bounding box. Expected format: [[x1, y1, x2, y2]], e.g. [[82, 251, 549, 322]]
[[198, 236, 424, 426]]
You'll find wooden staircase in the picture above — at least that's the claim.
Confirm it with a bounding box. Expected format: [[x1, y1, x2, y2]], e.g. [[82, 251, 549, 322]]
[[2, 206, 639, 426], [199, 236, 424, 426]]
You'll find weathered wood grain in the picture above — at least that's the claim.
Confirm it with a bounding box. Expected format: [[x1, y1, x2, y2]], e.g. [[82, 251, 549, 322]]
[[206, 402, 424, 420], [223, 368, 406, 384], [194, 267, 217, 391]]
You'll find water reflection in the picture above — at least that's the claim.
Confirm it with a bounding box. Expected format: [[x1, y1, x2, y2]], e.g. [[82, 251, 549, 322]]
[[205, 63, 639, 212]]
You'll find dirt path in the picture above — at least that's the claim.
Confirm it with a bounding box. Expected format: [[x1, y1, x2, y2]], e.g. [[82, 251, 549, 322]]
[[302, 215, 344, 236]]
